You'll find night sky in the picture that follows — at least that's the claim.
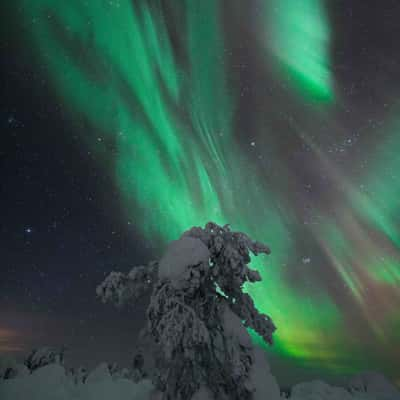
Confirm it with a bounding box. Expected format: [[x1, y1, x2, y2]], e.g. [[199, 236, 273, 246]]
[[1, 0, 400, 388]]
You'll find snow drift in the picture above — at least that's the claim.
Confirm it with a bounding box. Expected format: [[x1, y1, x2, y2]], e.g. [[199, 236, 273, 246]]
[[1, 360, 399, 400]]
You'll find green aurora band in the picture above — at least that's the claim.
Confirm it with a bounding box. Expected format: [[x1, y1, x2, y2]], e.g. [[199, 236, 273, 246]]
[[263, 0, 334, 102], [17, 0, 399, 382]]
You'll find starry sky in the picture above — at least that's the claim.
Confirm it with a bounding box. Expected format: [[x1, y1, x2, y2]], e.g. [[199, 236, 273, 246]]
[[1, 0, 400, 388]]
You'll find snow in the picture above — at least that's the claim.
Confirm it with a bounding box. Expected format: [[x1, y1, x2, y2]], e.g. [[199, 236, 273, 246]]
[[0, 364, 154, 400], [289, 377, 400, 400], [1, 362, 399, 400], [85, 362, 111, 383], [290, 380, 353, 400], [348, 372, 400, 400], [246, 347, 281, 400], [0, 364, 72, 400], [191, 385, 215, 400], [76, 377, 153, 400], [0, 355, 29, 379], [158, 236, 210, 287], [221, 302, 252, 348]]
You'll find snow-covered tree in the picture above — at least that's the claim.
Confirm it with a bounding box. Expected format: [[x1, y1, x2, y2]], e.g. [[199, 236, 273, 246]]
[[67, 365, 88, 384], [0, 356, 29, 380], [97, 222, 277, 400], [24, 346, 66, 372]]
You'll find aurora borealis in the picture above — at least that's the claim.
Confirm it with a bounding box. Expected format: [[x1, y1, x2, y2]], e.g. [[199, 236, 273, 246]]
[[264, 0, 334, 102], [2, 0, 400, 387]]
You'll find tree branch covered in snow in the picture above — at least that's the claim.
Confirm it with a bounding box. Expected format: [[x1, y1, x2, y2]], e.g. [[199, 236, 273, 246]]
[[183, 222, 276, 345], [96, 261, 158, 307]]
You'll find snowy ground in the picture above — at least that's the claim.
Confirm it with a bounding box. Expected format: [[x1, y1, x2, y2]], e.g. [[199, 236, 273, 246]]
[[0, 363, 154, 400], [1, 361, 399, 400]]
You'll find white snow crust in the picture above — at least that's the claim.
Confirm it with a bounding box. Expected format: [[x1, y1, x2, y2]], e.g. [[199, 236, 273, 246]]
[[1, 362, 399, 400], [221, 302, 253, 348], [0, 363, 154, 400], [158, 236, 210, 286], [290, 380, 353, 400], [246, 346, 281, 400]]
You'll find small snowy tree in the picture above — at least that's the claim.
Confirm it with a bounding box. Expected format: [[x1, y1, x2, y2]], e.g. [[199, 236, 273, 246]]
[[24, 346, 66, 372], [0, 356, 29, 380], [67, 366, 88, 384], [97, 222, 277, 400]]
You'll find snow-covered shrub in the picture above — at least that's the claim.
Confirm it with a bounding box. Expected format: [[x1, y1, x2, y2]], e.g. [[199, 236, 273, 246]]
[[113, 367, 131, 380], [348, 372, 400, 400], [0, 356, 29, 380], [290, 380, 353, 400], [24, 346, 66, 372], [85, 363, 110, 384], [0, 362, 155, 400], [67, 366, 88, 384]]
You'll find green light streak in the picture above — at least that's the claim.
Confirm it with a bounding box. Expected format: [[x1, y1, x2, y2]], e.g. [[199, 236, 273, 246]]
[[318, 210, 400, 341], [350, 121, 400, 249], [264, 0, 334, 102], [321, 224, 363, 302], [346, 116, 400, 294], [367, 257, 400, 285]]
